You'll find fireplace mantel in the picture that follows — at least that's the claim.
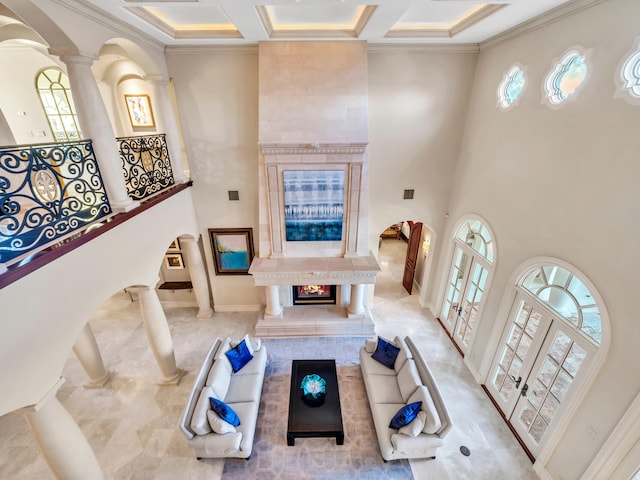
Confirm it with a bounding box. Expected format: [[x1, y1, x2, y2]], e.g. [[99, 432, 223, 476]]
[[249, 255, 380, 286]]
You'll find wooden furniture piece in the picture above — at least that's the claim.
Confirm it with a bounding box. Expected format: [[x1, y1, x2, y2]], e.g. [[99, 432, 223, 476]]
[[287, 359, 344, 446]]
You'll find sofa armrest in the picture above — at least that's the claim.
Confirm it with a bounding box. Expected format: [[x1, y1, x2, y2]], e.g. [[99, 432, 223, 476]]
[[391, 433, 443, 458], [203, 431, 243, 457], [180, 337, 222, 439], [404, 336, 452, 438]]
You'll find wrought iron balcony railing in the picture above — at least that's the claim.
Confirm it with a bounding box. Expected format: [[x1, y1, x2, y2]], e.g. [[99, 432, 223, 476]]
[[0, 140, 112, 266], [117, 134, 174, 201]]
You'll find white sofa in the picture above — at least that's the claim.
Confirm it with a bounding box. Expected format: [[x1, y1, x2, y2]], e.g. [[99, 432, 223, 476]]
[[360, 336, 452, 461], [179, 336, 267, 459]]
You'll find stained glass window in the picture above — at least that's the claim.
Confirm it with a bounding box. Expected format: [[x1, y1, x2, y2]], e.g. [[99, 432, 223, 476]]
[[545, 51, 588, 105], [36, 68, 82, 142], [498, 66, 525, 109], [621, 48, 640, 98]]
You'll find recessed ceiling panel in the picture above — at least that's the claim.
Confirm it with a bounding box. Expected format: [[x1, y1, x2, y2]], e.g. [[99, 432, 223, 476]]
[[143, 5, 235, 30], [394, 3, 486, 30], [266, 5, 365, 30]]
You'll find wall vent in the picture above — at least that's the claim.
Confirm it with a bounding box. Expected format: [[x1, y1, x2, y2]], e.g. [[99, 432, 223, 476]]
[[403, 189, 414, 200], [228, 190, 239, 201]]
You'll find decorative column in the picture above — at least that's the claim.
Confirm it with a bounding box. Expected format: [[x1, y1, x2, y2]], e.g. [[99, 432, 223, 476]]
[[22, 379, 103, 480], [57, 53, 138, 212], [347, 283, 365, 317], [180, 236, 213, 318], [265, 285, 282, 318], [134, 283, 185, 385], [72, 323, 112, 388], [147, 75, 189, 184]]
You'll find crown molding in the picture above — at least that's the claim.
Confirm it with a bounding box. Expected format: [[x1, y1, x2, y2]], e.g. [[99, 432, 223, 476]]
[[367, 43, 480, 54], [165, 44, 258, 55], [480, 0, 609, 51]]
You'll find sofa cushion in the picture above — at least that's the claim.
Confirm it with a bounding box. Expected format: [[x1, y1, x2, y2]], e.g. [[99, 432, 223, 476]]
[[224, 372, 264, 404], [230, 335, 254, 355], [190, 386, 215, 435], [393, 336, 412, 372], [366, 374, 404, 404], [371, 337, 400, 369], [360, 349, 398, 376], [230, 401, 259, 454], [206, 360, 231, 399], [210, 397, 240, 427], [207, 409, 236, 434], [232, 346, 266, 376], [409, 386, 442, 435], [225, 338, 254, 373], [389, 401, 422, 429], [398, 410, 426, 437], [396, 359, 421, 402]]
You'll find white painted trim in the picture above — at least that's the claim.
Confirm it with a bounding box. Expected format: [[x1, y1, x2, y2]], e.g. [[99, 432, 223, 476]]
[[582, 391, 640, 480], [533, 461, 554, 480], [368, 43, 479, 54], [463, 357, 483, 384]]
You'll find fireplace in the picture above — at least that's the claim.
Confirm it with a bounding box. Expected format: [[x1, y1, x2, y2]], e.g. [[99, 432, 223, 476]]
[[292, 285, 336, 305]]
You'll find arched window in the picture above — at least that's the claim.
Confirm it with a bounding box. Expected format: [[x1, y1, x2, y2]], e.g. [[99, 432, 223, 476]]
[[487, 260, 604, 458], [498, 66, 525, 109], [441, 217, 495, 354], [36, 68, 81, 142], [544, 50, 588, 105]]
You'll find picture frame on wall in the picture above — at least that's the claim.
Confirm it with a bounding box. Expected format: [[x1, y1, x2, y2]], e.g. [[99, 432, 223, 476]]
[[124, 94, 155, 128], [208, 228, 255, 275], [167, 238, 181, 252], [164, 253, 184, 269]]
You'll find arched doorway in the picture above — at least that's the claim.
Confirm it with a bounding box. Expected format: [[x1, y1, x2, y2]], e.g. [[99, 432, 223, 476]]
[[486, 261, 605, 459], [439, 216, 494, 355]]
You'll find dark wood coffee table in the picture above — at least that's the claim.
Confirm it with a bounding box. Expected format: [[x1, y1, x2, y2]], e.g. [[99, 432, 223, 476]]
[[287, 359, 344, 446]]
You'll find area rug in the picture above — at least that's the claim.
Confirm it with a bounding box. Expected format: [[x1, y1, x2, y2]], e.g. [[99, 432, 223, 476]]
[[222, 337, 413, 479]]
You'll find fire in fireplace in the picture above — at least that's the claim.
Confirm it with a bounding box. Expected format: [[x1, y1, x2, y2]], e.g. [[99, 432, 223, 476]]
[[292, 285, 337, 305]]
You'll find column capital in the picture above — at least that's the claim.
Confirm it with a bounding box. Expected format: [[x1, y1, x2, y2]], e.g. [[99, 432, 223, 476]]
[[54, 52, 98, 66]]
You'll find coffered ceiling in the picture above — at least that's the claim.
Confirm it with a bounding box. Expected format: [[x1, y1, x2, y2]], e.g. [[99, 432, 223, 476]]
[[84, 0, 575, 46]]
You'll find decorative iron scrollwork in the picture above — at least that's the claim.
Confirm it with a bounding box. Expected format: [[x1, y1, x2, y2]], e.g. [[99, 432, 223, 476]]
[[117, 134, 174, 201], [0, 140, 112, 265]]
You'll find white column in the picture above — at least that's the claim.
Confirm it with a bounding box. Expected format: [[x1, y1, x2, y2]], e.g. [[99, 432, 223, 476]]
[[265, 285, 282, 317], [135, 283, 185, 385], [57, 53, 138, 212], [147, 76, 189, 184], [347, 283, 365, 317], [22, 381, 103, 480], [72, 323, 112, 388], [180, 236, 213, 318]]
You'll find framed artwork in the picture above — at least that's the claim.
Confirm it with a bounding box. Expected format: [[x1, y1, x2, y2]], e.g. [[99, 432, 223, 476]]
[[167, 238, 181, 252], [208, 228, 255, 275], [283, 170, 345, 241], [164, 253, 184, 269], [124, 94, 155, 128]]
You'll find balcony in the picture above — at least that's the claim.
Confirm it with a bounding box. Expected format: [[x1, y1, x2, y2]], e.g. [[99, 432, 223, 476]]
[[0, 134, 187, 286]]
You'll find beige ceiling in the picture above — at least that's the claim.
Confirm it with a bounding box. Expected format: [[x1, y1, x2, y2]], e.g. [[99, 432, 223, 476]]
[[87, 0, 575, 45]]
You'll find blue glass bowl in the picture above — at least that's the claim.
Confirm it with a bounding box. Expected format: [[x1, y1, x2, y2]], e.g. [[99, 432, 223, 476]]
[[300, 374, 326, 406]]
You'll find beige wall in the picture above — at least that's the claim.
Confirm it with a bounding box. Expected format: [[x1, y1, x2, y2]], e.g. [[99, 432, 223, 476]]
[[442, 0, 640, 478], [166, 48, 262, 310]]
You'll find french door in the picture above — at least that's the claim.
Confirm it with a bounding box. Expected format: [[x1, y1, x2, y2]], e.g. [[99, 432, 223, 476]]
[[487, 294, 594, 457], [441, 246, 490, 353]]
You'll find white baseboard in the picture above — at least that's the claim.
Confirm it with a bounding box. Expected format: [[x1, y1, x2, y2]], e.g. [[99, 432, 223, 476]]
[[464, 357, 484, 384], [533, 461, 552, 480], [160, 300, 198, 309]]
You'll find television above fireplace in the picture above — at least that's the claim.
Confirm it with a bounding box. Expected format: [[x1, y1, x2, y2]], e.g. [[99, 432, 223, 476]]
[[292, 285, 337, 305]]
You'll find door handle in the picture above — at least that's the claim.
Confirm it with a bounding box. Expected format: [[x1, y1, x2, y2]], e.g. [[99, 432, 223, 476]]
[[457, 306, 462, 315], [510, 375, 522, 388], [520, 383, 529, 397]]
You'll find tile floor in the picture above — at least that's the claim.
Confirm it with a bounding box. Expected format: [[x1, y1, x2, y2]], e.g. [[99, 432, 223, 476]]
[[0, 238, 539, 479]]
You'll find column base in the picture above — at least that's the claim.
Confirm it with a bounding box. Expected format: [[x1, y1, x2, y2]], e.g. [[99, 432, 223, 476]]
[[196, 308, 214, 318], [158, 368, 187, 386], [110, 199, 140, 213], [347, 309, 366, 319], [83, 370, 112, 389], [264, 310, 283, 321]]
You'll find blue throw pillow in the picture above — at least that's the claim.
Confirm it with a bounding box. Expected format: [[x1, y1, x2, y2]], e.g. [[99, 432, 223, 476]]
[[225, 338, 254, 373], [209, 397, 240, 427], [371, 337, 400, 369], [389, 401, 422, 429]]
